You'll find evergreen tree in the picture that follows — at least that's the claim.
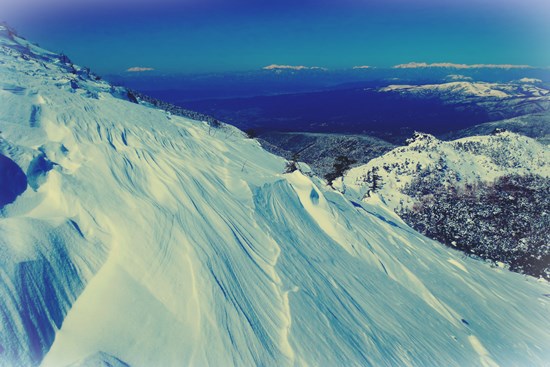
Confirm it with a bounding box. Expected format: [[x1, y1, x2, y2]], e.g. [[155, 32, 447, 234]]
[[364, 166, 383, 197], [371, 166, 383, 193], [325, 155, 356, 186], [284, 152, 300, 173]]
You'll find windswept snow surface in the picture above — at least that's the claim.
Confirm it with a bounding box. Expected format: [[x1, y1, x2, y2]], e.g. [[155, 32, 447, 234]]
[[1, 26, 550, 367]]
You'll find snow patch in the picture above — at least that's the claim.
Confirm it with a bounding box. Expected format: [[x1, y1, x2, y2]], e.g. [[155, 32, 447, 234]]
[[447, 259, 469, 273], [468, 335, 500, 367]]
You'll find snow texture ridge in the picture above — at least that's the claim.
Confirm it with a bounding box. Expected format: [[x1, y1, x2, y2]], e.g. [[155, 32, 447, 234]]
[[0, 25, 550, 367]]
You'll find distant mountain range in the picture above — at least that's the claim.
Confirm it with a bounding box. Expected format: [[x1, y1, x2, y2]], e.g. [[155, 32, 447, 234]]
[[107, 66, 550, 101], [169, 80, 549, 144], [108, 63, 550, 149], [380, 80, 549, 99]]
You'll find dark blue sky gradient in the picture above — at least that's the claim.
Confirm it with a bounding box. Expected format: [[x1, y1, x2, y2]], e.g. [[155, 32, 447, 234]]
[[3, 0, 549, 73]]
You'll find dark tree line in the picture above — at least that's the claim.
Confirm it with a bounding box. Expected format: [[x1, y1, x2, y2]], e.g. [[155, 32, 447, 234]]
[[398, 174, 550, 279], [131, 91, 224, 129]]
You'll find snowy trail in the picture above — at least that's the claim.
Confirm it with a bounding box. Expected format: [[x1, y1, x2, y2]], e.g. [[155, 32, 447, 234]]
[[0, 25, 549, 367]]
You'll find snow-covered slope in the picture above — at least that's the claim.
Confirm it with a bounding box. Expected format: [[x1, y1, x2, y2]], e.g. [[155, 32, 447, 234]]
[[340, 131, 549, 210], [380, 81, 550, 100], [1, 26, 550, 367], [377, 81, 550, 124], [444, 110, 550, 145]]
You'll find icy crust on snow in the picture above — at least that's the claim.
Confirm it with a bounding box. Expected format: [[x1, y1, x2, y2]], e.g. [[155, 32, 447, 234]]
[[1, 26, 550, 367], [340, 132, 550, 211]]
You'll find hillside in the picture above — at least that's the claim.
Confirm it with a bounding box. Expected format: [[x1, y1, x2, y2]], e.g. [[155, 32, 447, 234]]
[[258, 131, 395, 177], [443, 110, 550, 144], [1, 25, 550, 367], [340, 131, 549, 278], [378, 81, 550, 124], [340, 131, 549, 210], [380, 81, 550, 100]]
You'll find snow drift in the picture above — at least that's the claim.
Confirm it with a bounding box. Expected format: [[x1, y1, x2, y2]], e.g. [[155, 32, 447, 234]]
[[1, 26, 550, 367]]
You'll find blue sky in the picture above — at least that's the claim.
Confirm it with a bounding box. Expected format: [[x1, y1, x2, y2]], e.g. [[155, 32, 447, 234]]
[[3, 0, 549, 74]]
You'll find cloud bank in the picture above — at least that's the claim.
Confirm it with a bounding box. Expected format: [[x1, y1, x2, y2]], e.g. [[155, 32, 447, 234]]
[[393, 62, 533, 69], [263, 64, 327, 71], [126, 66, 155, 72], [446, 74, 473, 81], [517, 77, 542, 84]]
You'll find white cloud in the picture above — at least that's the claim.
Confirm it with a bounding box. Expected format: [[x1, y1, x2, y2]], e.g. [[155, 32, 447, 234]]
[[352, 65, 372, 69], [393, 62, 533, 69], [126, 66, 155, 72], [446, 74, 473, 81], [517, 77, 542, 84], [263, 64, 327, 71]]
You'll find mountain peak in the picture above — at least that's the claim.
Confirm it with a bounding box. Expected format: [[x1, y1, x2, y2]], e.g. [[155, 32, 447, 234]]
[[406, 132, 437, 146]]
